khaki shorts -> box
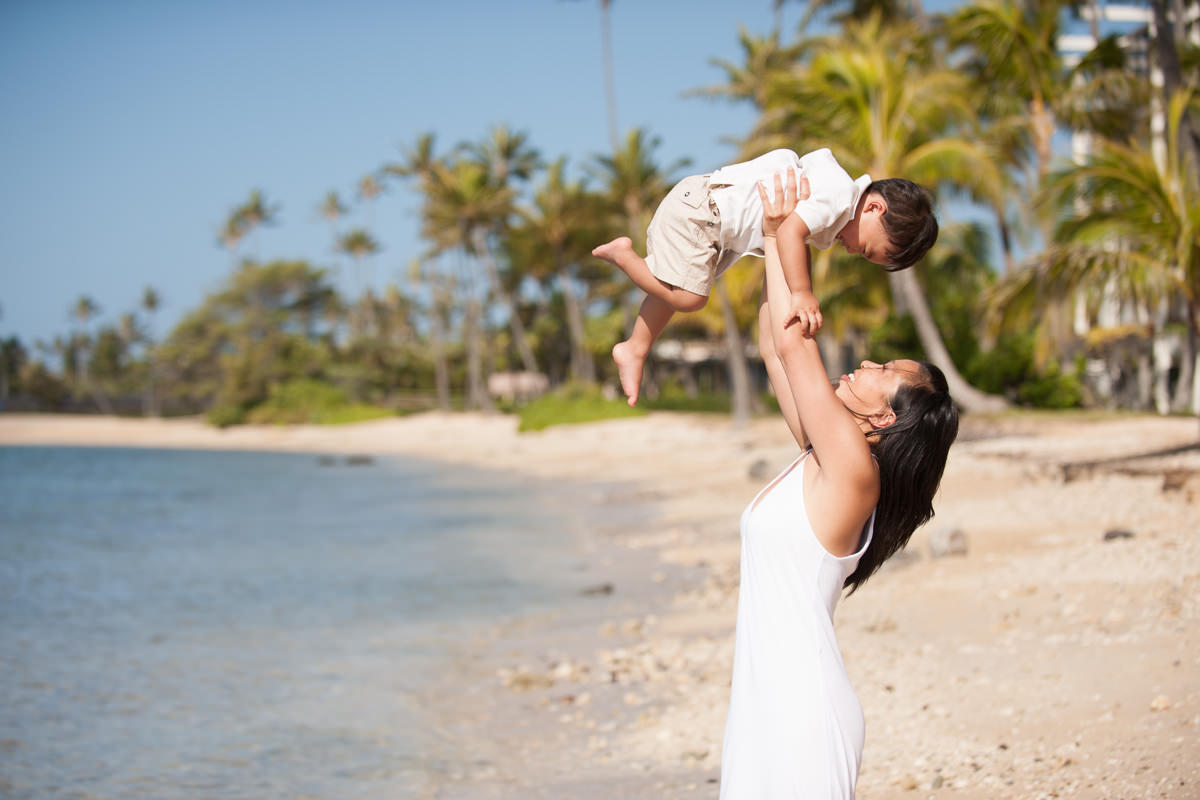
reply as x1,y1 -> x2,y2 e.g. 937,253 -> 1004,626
645,174 -> 730,297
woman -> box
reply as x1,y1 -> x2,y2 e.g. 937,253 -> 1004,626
718,172 -> 958,799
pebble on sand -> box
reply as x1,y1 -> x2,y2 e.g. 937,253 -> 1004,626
929,526 -> 969,558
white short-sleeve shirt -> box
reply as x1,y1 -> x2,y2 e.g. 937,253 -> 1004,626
708,148 -> 871,258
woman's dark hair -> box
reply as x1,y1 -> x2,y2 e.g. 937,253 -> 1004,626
866,178 -> 938,272
844,362 -> 958,593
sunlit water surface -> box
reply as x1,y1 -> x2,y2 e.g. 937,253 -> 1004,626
0,445 -> 593,799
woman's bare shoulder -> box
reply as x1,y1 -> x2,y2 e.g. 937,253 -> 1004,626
805,451 -> 879,557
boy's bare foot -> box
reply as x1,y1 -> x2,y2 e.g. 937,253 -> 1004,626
592,236 -> 635,265
612,340 -> 645,407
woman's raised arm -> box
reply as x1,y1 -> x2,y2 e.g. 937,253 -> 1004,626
757,173 -> 880,553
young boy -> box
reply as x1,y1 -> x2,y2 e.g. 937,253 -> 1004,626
592,147 -> 938,406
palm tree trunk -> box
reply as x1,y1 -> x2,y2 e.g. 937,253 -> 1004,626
888,270 -> 1008,413
430,302 -> 451,411
1186,303 -> 1200,417
1032,99 -> 1055,182
996,214 -> 1015,276
1152,299 -> 1173,414
715,278 -> 753,428
85,367 -> 114,415
1191,351 -> 1200,418
560,264 -> 596,383
472,229 -> 538,374
1136,349 -> 1154,410
599,0 -> 619,153
1152,342 -> 1173,414
143,358 -> 158,417
624,196 -> 644,247
1171,304 -> 1196,412
464,298 -> 491,411
1149,0 -> 1200,172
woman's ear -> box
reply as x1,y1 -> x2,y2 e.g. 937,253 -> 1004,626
868,406 -> 897,430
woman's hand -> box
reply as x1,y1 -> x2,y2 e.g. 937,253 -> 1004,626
757,169 -> 809,236
759,169 -> 818,332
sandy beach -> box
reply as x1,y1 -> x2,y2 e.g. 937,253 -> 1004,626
3,411 -> 1198,799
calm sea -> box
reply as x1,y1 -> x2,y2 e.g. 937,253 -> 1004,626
0,445 -> 597,799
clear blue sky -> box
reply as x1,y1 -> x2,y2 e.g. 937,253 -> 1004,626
1,0 -> 973,348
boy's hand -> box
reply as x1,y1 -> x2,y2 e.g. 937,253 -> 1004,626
786,290 -> 822,335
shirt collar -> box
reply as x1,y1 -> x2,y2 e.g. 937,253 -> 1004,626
849,174 -> 872,213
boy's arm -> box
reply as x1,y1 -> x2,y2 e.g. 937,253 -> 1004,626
774,213 -> 822,335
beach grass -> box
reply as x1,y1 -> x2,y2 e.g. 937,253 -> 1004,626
517,383 -> 645,432
238,379 -> 399,426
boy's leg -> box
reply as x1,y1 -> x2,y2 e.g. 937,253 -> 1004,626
613,294 -> 676,407
592,237 -> 708,313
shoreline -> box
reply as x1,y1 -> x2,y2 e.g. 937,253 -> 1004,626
3,411 -> 1199,798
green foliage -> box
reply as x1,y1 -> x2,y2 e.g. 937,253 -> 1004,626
1015,361 -> 1083,409
966,332 -> 1082,409
244,379 -> 394,425
1,336 -> 28,392
157,259 -> 341,412
17,361 -> 69,409
864,313 -> 923,363
642,381 -> 731,413
206,403 -> 246,428
869,315 -> 1082,409
516,382 -> 644,432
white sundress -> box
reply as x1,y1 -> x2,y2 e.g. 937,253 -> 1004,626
719,450 -> 874,800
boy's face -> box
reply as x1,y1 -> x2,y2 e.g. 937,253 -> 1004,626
836,193 -> 893,266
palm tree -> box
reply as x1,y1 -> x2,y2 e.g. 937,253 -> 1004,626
1148,0 -> 1200,172
716,277 -> 756,427
386,134 -> 488,408
465,126 -> 543,375
217,215 -> 246,263
943,0 -> 1069,273
412,160 -> 499,410
797,0 -> 923,27
568,0 -> 620,152
357,175 -> 385,258
70,295 -> 98,385
407,258 -> 452,410
590,128 -> 688,247
511,157 -> 603,383
427,153 -> 540,375
468,124 -> 543,185
337,228 -> 381,339
995,91 -> 1200,414
319,190 -> 348,230
695,28 -> 806,109
235,189 -> 280,259
318,190 -> 349,291
70,295 -> 113,413
946,0 -> 1066,183
740,14 -> 1008,411
141,286 -> 161,415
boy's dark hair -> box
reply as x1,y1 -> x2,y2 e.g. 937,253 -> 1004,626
866,178 -> 938,271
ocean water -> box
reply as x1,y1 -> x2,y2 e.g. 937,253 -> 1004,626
0,445 -> 594,799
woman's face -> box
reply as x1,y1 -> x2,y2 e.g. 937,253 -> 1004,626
835,359 -> 925,424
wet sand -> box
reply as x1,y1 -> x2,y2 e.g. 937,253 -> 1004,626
3,411 -> 1198,798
